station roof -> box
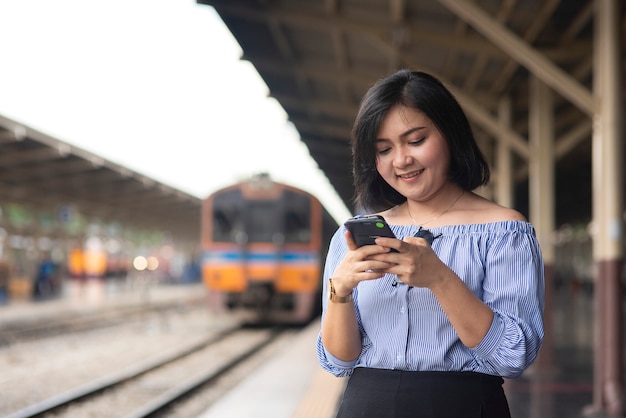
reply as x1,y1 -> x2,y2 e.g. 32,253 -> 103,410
200,0 -> 617,224
0,114 -> 201,240
1,1 -> 618,239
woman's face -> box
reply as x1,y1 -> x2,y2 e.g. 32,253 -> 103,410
375,104 -> 451,201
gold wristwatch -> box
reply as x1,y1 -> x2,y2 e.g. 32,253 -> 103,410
329,278 -> 353,303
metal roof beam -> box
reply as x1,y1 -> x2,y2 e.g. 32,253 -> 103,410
437,0 -> 596,115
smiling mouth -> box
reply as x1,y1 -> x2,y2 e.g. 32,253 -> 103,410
399,169 -> 424,179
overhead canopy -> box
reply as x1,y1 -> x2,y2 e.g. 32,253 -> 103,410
0,114 -> 201,240
200,0 -> 614,224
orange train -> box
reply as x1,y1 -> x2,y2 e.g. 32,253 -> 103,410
201,174 -> 338,324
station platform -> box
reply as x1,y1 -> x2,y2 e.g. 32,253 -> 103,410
197,319 -> 346,418
198,285 -> 604,418
0,278 -> 207,325
0,279 -> 610,418
198,285 -> 605,418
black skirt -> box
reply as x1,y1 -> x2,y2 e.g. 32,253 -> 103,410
335,368 -> 511,418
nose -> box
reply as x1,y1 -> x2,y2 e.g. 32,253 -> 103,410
393,148 -> 413,168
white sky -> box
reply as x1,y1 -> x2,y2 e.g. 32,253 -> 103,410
0,0 -> 352,224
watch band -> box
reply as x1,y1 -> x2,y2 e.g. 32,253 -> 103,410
329,278 -> 353,303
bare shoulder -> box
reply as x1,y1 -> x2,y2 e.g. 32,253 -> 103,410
464,193 -> 527,224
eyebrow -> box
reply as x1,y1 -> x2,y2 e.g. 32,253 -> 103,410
376,125 -> 427,142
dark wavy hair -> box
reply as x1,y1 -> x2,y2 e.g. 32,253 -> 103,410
351,69 -> 490,213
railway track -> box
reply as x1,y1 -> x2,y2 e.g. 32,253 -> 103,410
6,325 -> 293,418
0,294 -> 205,346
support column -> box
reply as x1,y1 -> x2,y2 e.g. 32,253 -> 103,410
528,76 -> 555,372
591,0 -> 624,416
496,97 -> 514,209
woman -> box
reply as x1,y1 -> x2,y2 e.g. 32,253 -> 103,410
317,70 -> 544,418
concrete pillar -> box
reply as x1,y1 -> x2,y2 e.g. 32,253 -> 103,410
591,0 -> 624,416
496,97 -> 514,209
528,76 -> 556,372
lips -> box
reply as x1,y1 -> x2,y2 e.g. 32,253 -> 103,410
398,169 -> 424,179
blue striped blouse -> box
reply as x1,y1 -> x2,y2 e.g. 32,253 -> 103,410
316,221 -> 545,379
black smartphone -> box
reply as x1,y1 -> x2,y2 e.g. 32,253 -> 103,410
344,215 -> 397,249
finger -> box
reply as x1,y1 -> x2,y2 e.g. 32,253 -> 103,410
374,237 -> 402,252
403,236 -> 430,247
361,259 -> 396,271
344,230 -> 360,250
346,231 -> 394,255
360,271 -> 386,281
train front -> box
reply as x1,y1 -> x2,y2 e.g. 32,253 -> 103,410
201,175 -> 324,325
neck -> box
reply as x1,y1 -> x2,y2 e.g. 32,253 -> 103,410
406,188 -> 465,227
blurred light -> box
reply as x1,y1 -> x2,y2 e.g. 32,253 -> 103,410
147,256 -> 159,271
86,236 -> 103,251
133,256 -> 148,271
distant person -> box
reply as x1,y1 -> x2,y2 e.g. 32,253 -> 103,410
0,260 -> 9,304
33,256 -> 57,300
182,259 -> 201,283
317,70 -> 545,417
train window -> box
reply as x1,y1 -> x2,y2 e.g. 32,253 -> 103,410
247,202 -> 279,243
283,191 -> 311,243
209,188 -> 313,245
212,190 -> 245,243
212,207 -> 245,243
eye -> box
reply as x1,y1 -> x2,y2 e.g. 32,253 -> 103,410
376,146 -> 391,155
409,136 -> 426,146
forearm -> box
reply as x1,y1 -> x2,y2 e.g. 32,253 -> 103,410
430,271 -> 494,348
321,300 -> 362,361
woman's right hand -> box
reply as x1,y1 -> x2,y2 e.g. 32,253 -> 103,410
330,230 -> 397,296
